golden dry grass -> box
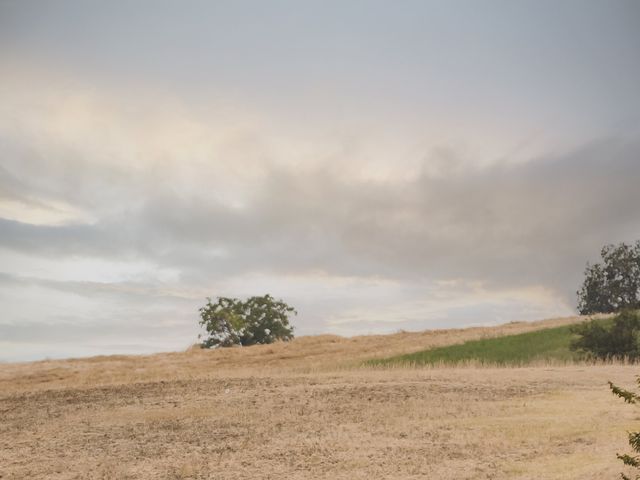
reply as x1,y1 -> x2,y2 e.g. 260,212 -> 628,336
1,314 -> 635,479
0,314 -> 596,393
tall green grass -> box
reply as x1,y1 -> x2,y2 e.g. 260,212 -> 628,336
368,324 -> 582,367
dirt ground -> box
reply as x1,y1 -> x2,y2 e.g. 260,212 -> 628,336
1,316 -> 636,479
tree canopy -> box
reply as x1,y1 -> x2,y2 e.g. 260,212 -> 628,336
577,241 -> 640,315
198,294 -> 295,348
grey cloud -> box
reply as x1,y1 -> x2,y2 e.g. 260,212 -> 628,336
0,164 -> 27,201
0,271 -> 198,303
0,219 -> 111,256
157,138 -> 640,301
3,0 -> 640,361
2,136 -> 639,308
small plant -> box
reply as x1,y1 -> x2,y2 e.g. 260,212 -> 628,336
610,377 -> 640,479
570,310 -> 640,361
198,294 -> 295,348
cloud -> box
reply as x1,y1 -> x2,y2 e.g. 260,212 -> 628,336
1,64 -> 639,359
3,106 -> 638,300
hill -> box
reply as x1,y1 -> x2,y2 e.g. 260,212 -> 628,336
1,314 -> 633,480
1,314 -> 589,394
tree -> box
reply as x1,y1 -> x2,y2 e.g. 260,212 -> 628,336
610,377 -> 640,480
570,310 -> 640,361
198,294 -> 295,348
577,241 -> 640,315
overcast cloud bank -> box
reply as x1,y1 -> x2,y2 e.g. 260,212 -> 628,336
1,1 -> 639,360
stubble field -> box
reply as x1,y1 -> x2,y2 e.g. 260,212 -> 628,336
0,315 -> 636,479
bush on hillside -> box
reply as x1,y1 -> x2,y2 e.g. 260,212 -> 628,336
198,294 -> 295,348
570,310 -> 640,360
577,241 -> 640,315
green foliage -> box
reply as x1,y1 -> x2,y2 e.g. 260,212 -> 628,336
570,310 -> 640,360
610,376 -> 640,479
368,324 -> 581,367
198,294 -> 295,348
577,241 -> 640,315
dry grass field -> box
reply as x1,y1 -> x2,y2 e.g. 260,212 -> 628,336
1,315 -> 637,479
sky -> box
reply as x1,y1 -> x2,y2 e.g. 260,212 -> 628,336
1,0 -> 640,361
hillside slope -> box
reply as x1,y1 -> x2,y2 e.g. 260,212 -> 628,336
0,315 -> 590,393
2,314 -> 635,480
370,323 -> 584,366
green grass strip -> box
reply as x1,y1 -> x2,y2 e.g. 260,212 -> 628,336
368,324 -> 582,367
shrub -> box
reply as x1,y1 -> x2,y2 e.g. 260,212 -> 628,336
570,310 -> 640,360
198,294 -> 295,348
